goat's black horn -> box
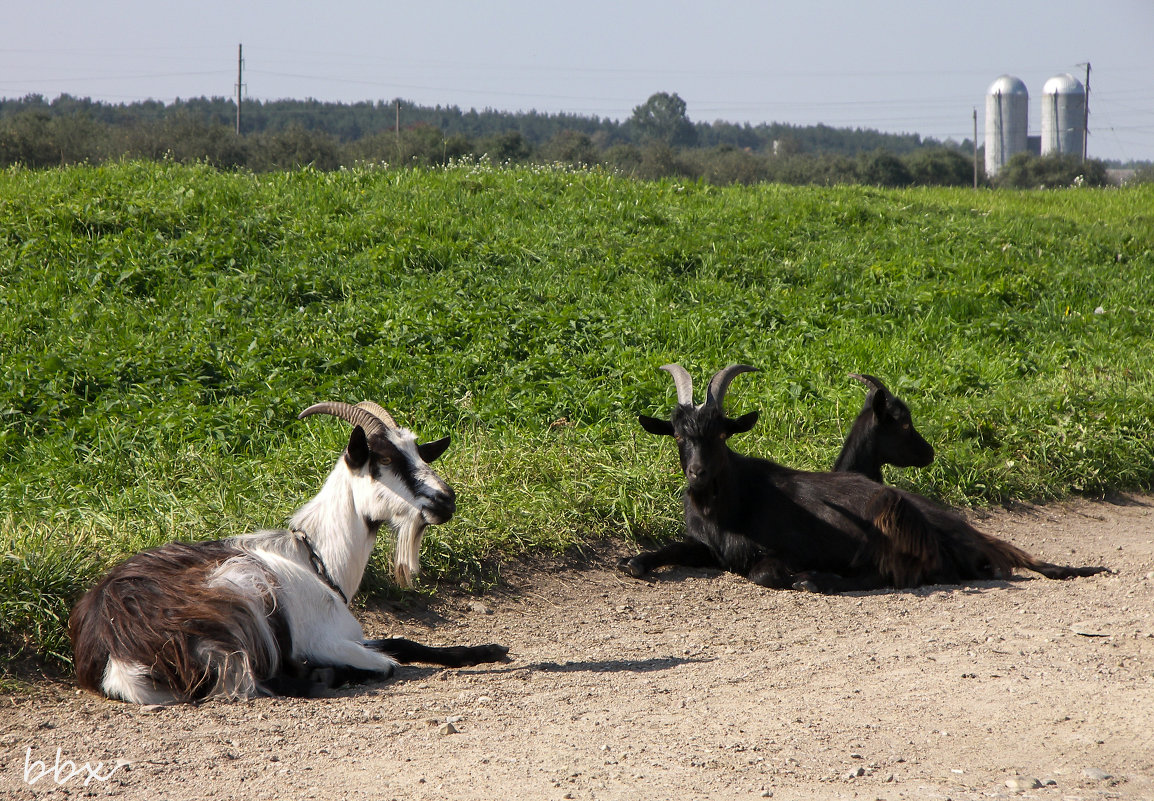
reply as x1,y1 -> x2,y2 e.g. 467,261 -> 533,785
660,363 -> 695,407
354,400 -> 398,429
298,402 -> 390,438
705,364 -> 758,409
849,373 -> 888,394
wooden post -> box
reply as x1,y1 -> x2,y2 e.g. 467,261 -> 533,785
236,44 -> 243,136
1082,62 -> 1091,162
973,107 -> 979,188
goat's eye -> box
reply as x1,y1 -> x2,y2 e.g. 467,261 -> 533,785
902,423 -> 911,431
381,456 -> 393,465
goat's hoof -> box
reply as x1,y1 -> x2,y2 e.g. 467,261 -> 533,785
472,644 -> 511,665
792,579 -> 820,593
617,556 -> 647,579
308,666 -> 337,688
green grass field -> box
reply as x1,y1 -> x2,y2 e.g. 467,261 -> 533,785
3,160 -> 1153,667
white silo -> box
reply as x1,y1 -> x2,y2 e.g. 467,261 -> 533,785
985,75 -> 1029,175
1041,73 -> 1086,158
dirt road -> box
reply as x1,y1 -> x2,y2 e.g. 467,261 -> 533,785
3,495 -> 1152,800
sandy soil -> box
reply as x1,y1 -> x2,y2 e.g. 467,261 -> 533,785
3,494 -> 1152,801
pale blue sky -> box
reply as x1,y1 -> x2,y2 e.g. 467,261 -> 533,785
3,0 -> 1152,162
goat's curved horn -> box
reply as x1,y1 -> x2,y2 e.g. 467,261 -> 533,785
705,364 -> 758,409
660,364 -> 695,406
298,402 -> 389,438
354,400 -> 398,429
849,373 -> 888,394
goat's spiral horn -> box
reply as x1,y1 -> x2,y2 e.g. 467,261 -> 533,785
660,364 -> 696,407
848,373 -> 888,395
705,364 -> 758,410
354,400 -> 398,429
298,402 -> 390,438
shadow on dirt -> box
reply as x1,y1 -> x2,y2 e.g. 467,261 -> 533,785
525,656 -> 709,674
393,655 -> 707,683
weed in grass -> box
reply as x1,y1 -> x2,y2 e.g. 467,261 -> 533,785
0,521 -> 105,666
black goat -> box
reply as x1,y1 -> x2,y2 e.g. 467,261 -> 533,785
833,373 -> 934,481
619,364 -> 1106,593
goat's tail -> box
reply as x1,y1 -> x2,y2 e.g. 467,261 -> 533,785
867,487 -> 1108,583
967,528 -> 1109,580
1003,548 -> 1109,580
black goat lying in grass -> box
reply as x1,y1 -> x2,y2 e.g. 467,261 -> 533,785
619,364 -> 1107,593
833,373 -> 934,481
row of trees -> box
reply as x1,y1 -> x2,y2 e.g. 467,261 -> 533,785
1,92 -> 942,155
0,92 -> 1128,188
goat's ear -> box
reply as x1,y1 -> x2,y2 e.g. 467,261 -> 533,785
418,435 -> 451,464
726,410 -> 760,435
638,414 -> 675,437
870,388 -> 890,419
345,425 -> 371,469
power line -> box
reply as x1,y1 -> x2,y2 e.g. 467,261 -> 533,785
0,71 -> 227,85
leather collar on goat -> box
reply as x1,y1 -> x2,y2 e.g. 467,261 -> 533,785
292,528 -> 349,605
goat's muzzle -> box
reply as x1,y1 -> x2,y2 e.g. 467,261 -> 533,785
895,434 -> 935,469
421,489 -> 456,525
912,440 -> 935,468
683,460 -> 718,494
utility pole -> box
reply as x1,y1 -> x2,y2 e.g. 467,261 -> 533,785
235,44 -> 244,136
1081,61 -> 1091,162
972,107 -> 979,189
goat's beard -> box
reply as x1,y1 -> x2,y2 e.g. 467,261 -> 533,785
393,516 -> 425,588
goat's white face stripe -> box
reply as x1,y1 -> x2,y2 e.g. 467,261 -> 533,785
377,428 -> 450,511
344,426 -> 452,584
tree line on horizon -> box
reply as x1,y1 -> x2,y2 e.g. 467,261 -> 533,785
0,91 -> 1131,188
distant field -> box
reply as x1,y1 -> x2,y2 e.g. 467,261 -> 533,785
2,161 -> 1152,666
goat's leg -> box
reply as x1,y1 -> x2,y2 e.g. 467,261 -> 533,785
364,638 -> 509,667
259,655 -> 391,697
788,570 -> 892,593
746,555 -> 809,589
259,669 -> 341,698
742,556 -> 883,593
294,637 -> 400,683
618,539 -> 720,578
1028,561 -> 1109,580
259,675 -> 326,698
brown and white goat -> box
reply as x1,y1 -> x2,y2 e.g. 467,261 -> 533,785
620,364 -> 1107,593
70,401 -> 507,704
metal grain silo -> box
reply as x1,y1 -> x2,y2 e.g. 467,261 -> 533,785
1041,73 -> 1086,157
985,75 -> 1029,175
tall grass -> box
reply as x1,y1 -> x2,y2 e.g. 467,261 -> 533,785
3,160 -> 1153,666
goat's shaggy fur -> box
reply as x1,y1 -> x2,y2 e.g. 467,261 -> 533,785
70,402 -> 507,704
